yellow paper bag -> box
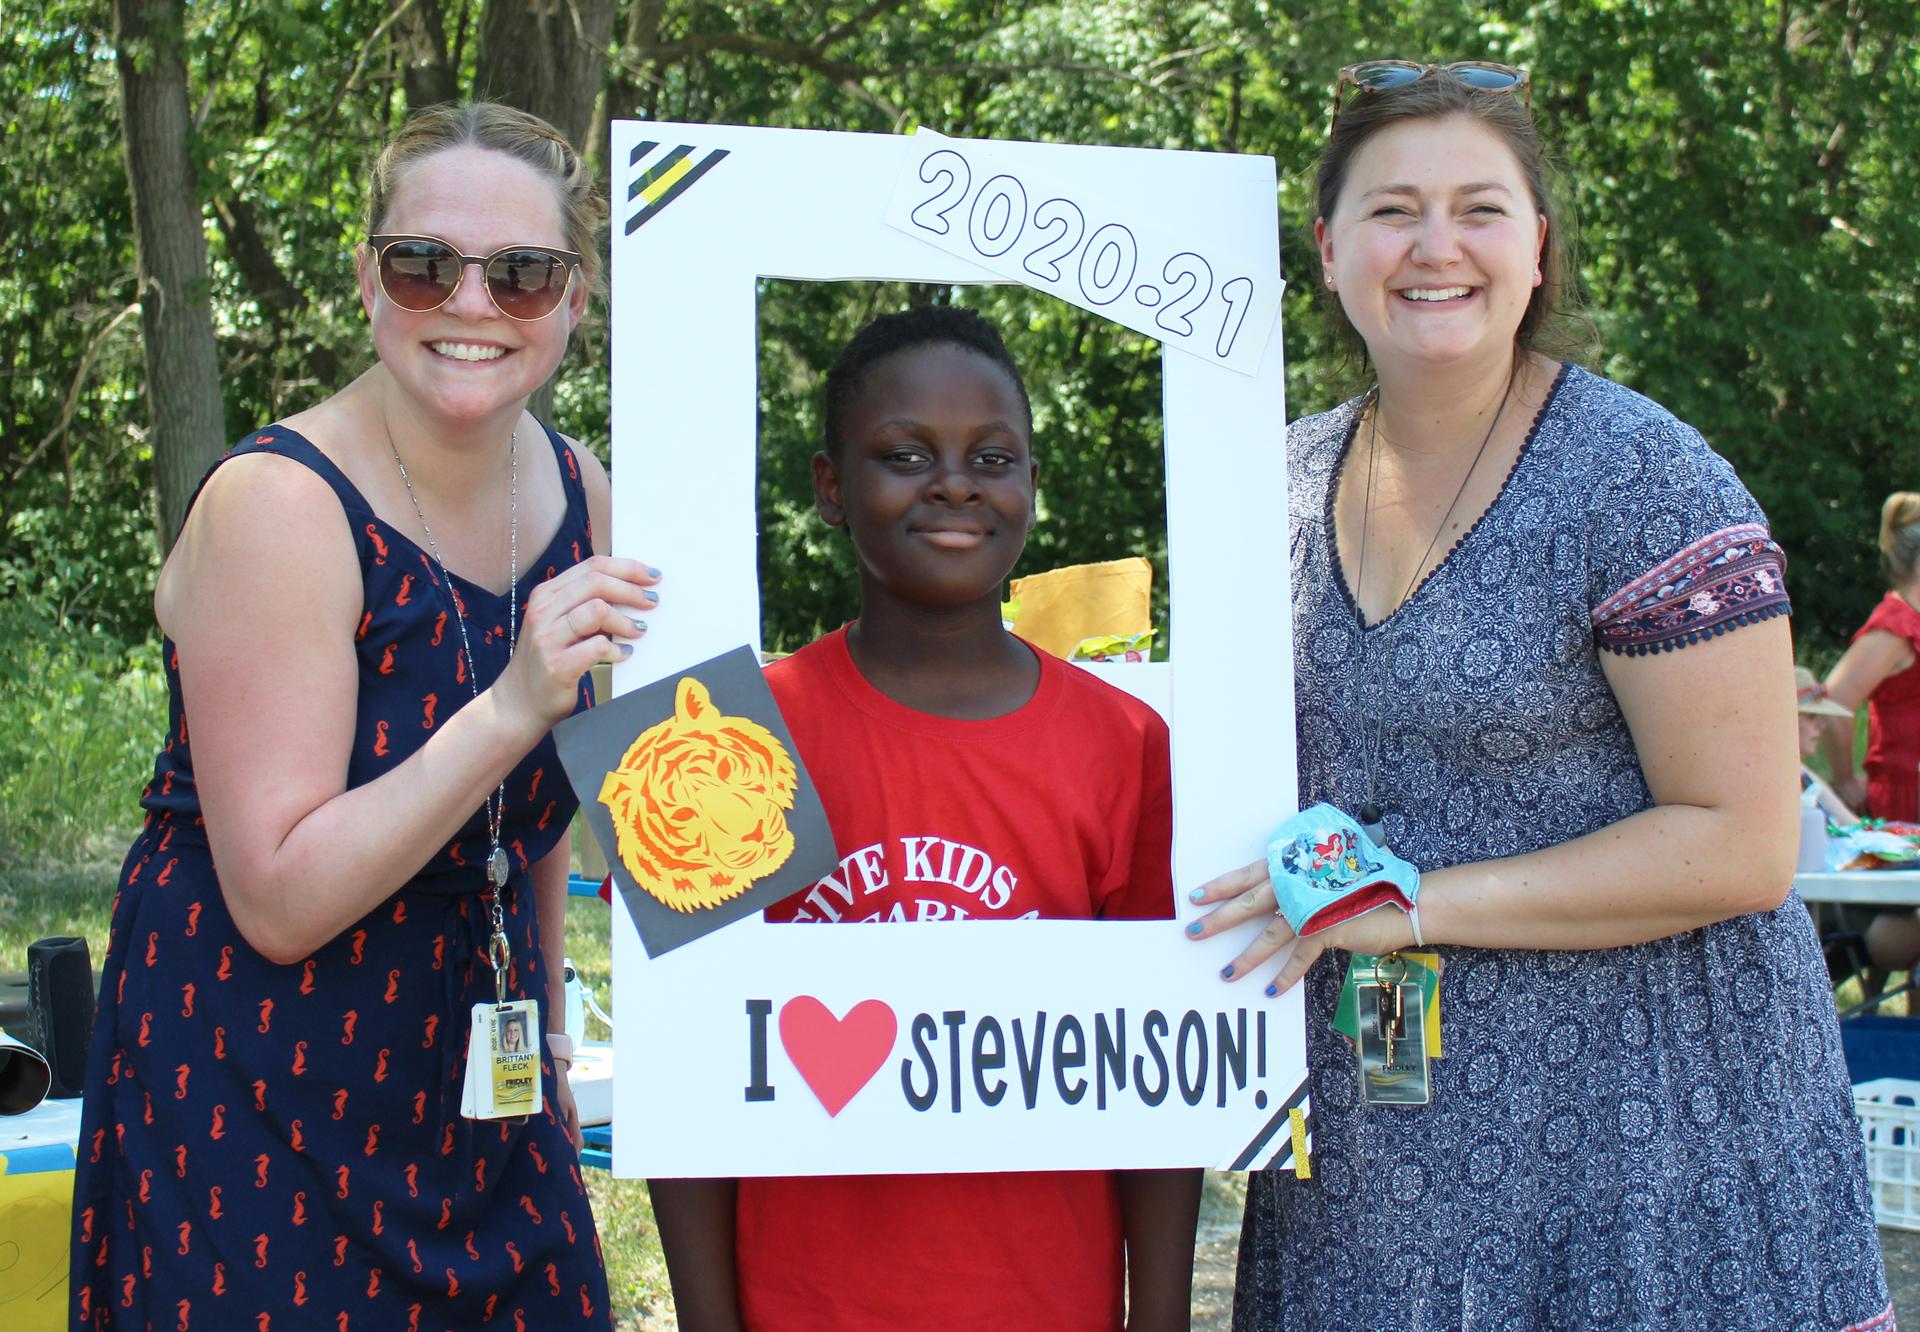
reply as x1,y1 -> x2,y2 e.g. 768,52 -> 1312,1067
0,1166 -> 72,1330
1007,558 -> 1152,659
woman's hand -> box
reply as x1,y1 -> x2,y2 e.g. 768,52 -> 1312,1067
494,555 -> 661,727
1186,859 -> 1415,995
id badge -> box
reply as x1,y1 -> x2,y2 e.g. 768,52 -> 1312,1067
1356,982 -> 1430,1106
462,999 -> 542,1121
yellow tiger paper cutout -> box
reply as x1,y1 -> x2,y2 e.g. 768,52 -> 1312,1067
597,677 -> 798,912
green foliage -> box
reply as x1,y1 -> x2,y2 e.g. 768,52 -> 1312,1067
2,0 -> 1916,827
1518,0 -> 1920,652
0,597 -> 166,862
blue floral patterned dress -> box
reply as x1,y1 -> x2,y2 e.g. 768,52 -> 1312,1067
69,425 -> 610,1330
1234,365 -> 1890,1331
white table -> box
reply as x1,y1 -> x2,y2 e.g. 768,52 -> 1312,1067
1796,870 -> 1920,907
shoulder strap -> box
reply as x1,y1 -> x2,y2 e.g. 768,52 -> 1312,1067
181,426 -> 376,529
537,420 -> 594,535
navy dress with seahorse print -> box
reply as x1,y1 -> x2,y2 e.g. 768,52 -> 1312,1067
1234,366 -> 1889,1332
69,424 -> 610,1331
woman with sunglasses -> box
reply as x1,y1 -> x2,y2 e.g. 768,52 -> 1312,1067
68,103 -> 643,1329
1187,62 -> 1887,1329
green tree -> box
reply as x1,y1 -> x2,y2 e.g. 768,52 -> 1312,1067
2,0 -> 1915,662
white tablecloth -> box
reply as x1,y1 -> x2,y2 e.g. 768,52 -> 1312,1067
1796,870 -> 1920,906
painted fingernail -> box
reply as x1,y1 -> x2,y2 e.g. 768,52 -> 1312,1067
1265,982 -> 1279,997
1220,964 -> 1235,979
1188,887 -> 1206,903
647,566 -> 662,579
617,642 -> 634,658
628,617 -> 648,635
642,589 -> 659,605
1185,921 -> 1203,936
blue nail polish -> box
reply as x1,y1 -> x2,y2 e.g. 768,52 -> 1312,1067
643,589 -> 659,605
617,642 -> 634,658
1220,964 -> 1235,979
1188,887 -> 1206,903
1185,921 -> 1203,936
647,566 -> 662,578
1265,982 -> 1279,997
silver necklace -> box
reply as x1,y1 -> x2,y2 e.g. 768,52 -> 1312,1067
1351,371 -> 1514,842
386,423 -> 519,980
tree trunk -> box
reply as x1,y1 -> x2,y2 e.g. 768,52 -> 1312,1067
472,0 -> 617,421
472,0 -> 617,153
114,0 -> 226,551
399,0 -> 459,112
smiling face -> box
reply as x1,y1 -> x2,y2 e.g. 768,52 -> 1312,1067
813,341 -> 1037,617
1316,113 -> 1546,380
357,145 -> 587,430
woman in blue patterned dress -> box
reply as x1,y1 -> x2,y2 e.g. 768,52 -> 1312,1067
69,103 -> 658,1329
1188,64 -> 1890,1329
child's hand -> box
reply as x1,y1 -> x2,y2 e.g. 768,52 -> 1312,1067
1185,859 -> 1415,995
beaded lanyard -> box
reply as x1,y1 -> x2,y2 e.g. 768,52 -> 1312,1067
388,425 -> 519,1001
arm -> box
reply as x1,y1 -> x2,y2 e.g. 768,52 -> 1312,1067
1195,617 -> 1800,988
533,837 -> 581,1148
538,435 -> 615,1148
1823,629 -> 1912,805
649,1178 -> 745,1332
1801,766 -> 1858,824
166,452 -> 659,964
1818,713 -> 1865,811
1117,1169 -> 1201,1332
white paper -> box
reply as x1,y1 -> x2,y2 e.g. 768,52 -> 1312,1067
608,121 -> 1299,1176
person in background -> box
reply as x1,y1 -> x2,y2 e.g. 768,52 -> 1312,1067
1796,666 -> 1857,823
68,102 -> 654,1329
1821,492 -> 1920,973
1184,59 -> 1888,1330
1823,490 -> 1920,823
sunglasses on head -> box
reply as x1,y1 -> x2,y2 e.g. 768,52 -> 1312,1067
1331,60 -> 1531,130
367,234 -> 582,322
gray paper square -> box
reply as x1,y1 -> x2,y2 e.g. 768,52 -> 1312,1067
554,645 -> 838,957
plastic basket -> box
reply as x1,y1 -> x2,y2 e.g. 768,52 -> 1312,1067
1855,1077 -> 1920,1230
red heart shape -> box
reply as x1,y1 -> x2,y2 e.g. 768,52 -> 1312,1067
778,996 -> 898,1118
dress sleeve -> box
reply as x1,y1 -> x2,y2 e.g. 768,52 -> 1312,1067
1585,403 -> 1791,656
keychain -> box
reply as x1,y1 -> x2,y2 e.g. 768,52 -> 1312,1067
1355,953 -> 1430,1105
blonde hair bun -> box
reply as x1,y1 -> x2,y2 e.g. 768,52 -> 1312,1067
1880,490 -> 1920,586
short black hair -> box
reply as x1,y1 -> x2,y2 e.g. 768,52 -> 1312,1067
821,305 -> 1032,459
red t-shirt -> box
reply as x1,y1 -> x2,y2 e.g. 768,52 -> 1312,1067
737,626 -> 1174,1332
1858,590 -> 1920,820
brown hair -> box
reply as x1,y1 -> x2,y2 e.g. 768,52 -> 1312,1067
1881,491 -> 1920,586
366,102 -> 607,295
1313,68 -> 1590,366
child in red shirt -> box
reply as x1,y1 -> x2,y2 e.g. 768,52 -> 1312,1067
649,306 -> 1199,1330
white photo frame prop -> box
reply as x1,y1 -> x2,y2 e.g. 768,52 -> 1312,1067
609,122 -> 1302,1176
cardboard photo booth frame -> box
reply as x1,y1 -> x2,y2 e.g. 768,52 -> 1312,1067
606,121 -> 1304,1176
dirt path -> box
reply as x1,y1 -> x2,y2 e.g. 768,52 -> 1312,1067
1191,1226 -> 1240,1330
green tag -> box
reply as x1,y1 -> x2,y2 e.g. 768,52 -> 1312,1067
1335,951 -> 1442,1057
